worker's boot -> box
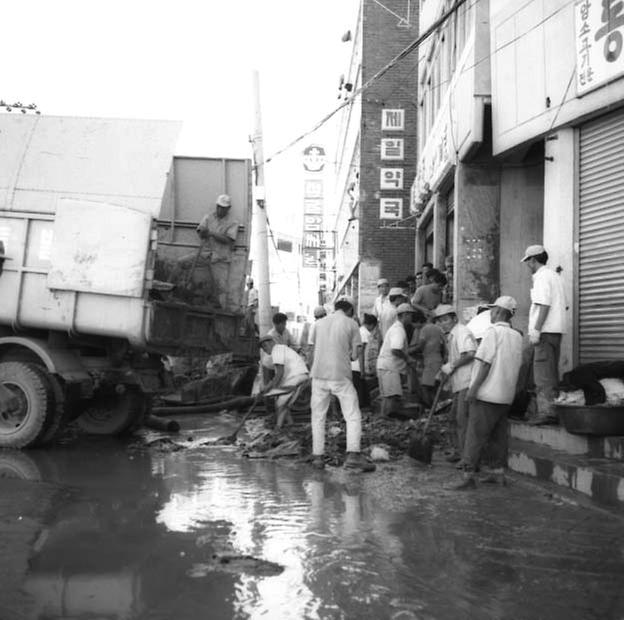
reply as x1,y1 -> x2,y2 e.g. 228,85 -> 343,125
344,452 -> 376,473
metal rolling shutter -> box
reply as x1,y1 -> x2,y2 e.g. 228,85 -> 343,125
578,109 -> 624,363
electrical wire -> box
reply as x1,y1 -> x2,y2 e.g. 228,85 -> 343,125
259,0 -> 471,168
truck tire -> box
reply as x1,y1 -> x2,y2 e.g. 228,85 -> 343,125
0,450 -> 42,480
0,361 -> 51,449
76,389 -> 147,436
27,366 -> 68,447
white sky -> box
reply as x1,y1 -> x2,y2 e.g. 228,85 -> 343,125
3,0 -> 357,181
3,0 -> 359,313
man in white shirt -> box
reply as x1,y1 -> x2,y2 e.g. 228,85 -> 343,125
376,303 -> 416,417
521,245 -> 567,425
259,336 -> 309,429
310,296 -> 375,473
372,278 -> 390,317
379,287 -> 408,339
455,296 -> 523,490
434,304 -> 476,464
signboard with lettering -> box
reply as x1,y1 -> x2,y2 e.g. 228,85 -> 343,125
380,168 -> 404,190
575,0 -> 624,96
381,109 -> 405,130
379,198 -> 403,220
381,138 -> 404,160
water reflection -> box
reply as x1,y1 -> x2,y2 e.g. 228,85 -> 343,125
0,415 -> 623,620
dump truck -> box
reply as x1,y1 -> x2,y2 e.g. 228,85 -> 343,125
0,114 -> 256,448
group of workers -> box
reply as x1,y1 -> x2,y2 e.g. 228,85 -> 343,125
256,243 -> 567,488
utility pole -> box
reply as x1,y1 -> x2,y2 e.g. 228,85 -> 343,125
251,70 -> 272,336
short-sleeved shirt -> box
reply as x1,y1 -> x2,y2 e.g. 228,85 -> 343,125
268,326 -> 296,348
351,325 -> 370,372
529,265 -> 567,334
376,320 -> 408,373
311,310 -> 361,381
470,321 -> 523,404
412,284 -> 442,311
373,294 -> 389,318
413,323 -> 445,386
197,211 -> 239,262
271,344 -> 309,386
447,323 -> 477,393
379,304 -> 398,338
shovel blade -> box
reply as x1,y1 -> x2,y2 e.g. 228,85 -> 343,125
408,435 -> 433,464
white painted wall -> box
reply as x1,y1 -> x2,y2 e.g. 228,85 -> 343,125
543,128 -> 575,372
490,0 -> 624,155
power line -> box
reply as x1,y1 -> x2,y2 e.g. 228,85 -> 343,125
260,0 -> 471,168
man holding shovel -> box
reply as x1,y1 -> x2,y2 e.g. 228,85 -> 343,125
454,296 -> 523,490
259,335 -> 309,430
434,304 -> 476,465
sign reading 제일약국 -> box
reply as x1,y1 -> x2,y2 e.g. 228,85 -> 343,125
575,0 -> 624,96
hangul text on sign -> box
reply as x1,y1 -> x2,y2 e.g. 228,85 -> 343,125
304,179 -> 323,198
381,109 -> 405,131
304,214 -> 323,231
595,0 -> 624,62
381,138 -> 404,160
379,198 -> 403,220
380,168 -> 404,190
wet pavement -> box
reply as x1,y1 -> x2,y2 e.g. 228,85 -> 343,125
1,413 -> 624,620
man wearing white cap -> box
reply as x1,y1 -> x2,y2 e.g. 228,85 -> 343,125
309,296 -> 375,473
376,303 -> 418,417
455,296 -> 523,489
372,278 -> 390,317
379,287 -> 408,339
521,244 -> 567,425
434,304 -> 476,463
194,193 -> 240,309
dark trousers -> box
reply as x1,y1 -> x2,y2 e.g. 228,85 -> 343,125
450,388 -> 469,454
462,400 -> 509,471
352,371 -> 370,409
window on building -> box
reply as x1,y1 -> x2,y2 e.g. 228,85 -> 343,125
424,217 -> 434,265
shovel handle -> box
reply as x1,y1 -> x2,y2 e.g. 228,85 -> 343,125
422,378 -> 446,436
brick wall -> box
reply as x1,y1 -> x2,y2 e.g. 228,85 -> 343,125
359,0 -> 419,285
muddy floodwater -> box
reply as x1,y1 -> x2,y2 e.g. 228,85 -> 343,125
1,413 -> 624,620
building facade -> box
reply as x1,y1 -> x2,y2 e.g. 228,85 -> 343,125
490,0 -> 624,368
331,0 -> 419,313
412,0 -> 543,330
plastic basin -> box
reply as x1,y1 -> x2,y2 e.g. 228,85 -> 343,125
553,404 -> 624,436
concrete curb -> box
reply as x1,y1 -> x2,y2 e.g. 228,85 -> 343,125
508,438 -> 624,509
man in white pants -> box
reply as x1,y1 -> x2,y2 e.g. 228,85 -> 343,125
309,296 -> 375,473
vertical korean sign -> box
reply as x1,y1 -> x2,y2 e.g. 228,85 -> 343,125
379,109 -> 405,222
575,0 -> 624,95
302,145 -> 325,269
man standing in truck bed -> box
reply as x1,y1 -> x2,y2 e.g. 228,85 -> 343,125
195,194 -> 240,309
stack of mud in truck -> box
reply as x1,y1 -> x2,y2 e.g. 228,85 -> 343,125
0,114 -> 256,448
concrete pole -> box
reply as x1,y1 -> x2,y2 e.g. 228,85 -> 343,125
251,70 -> 272,336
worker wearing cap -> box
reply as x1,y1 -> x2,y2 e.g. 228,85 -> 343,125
521,244 -> 567,425
309,296 -> 375,473
259,335 -> 310,429
376,303 -> 419,417
304,306 -> 328,367
455,296 -> 523,490
434,304 -> 476,464
372,278 -> 390,317
194,193 -> 240,309
379,287 -> 408,339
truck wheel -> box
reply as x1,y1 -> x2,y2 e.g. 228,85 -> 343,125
76,389 -> 147,436
28,366 -> 68,447
0,362 -> 51,449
